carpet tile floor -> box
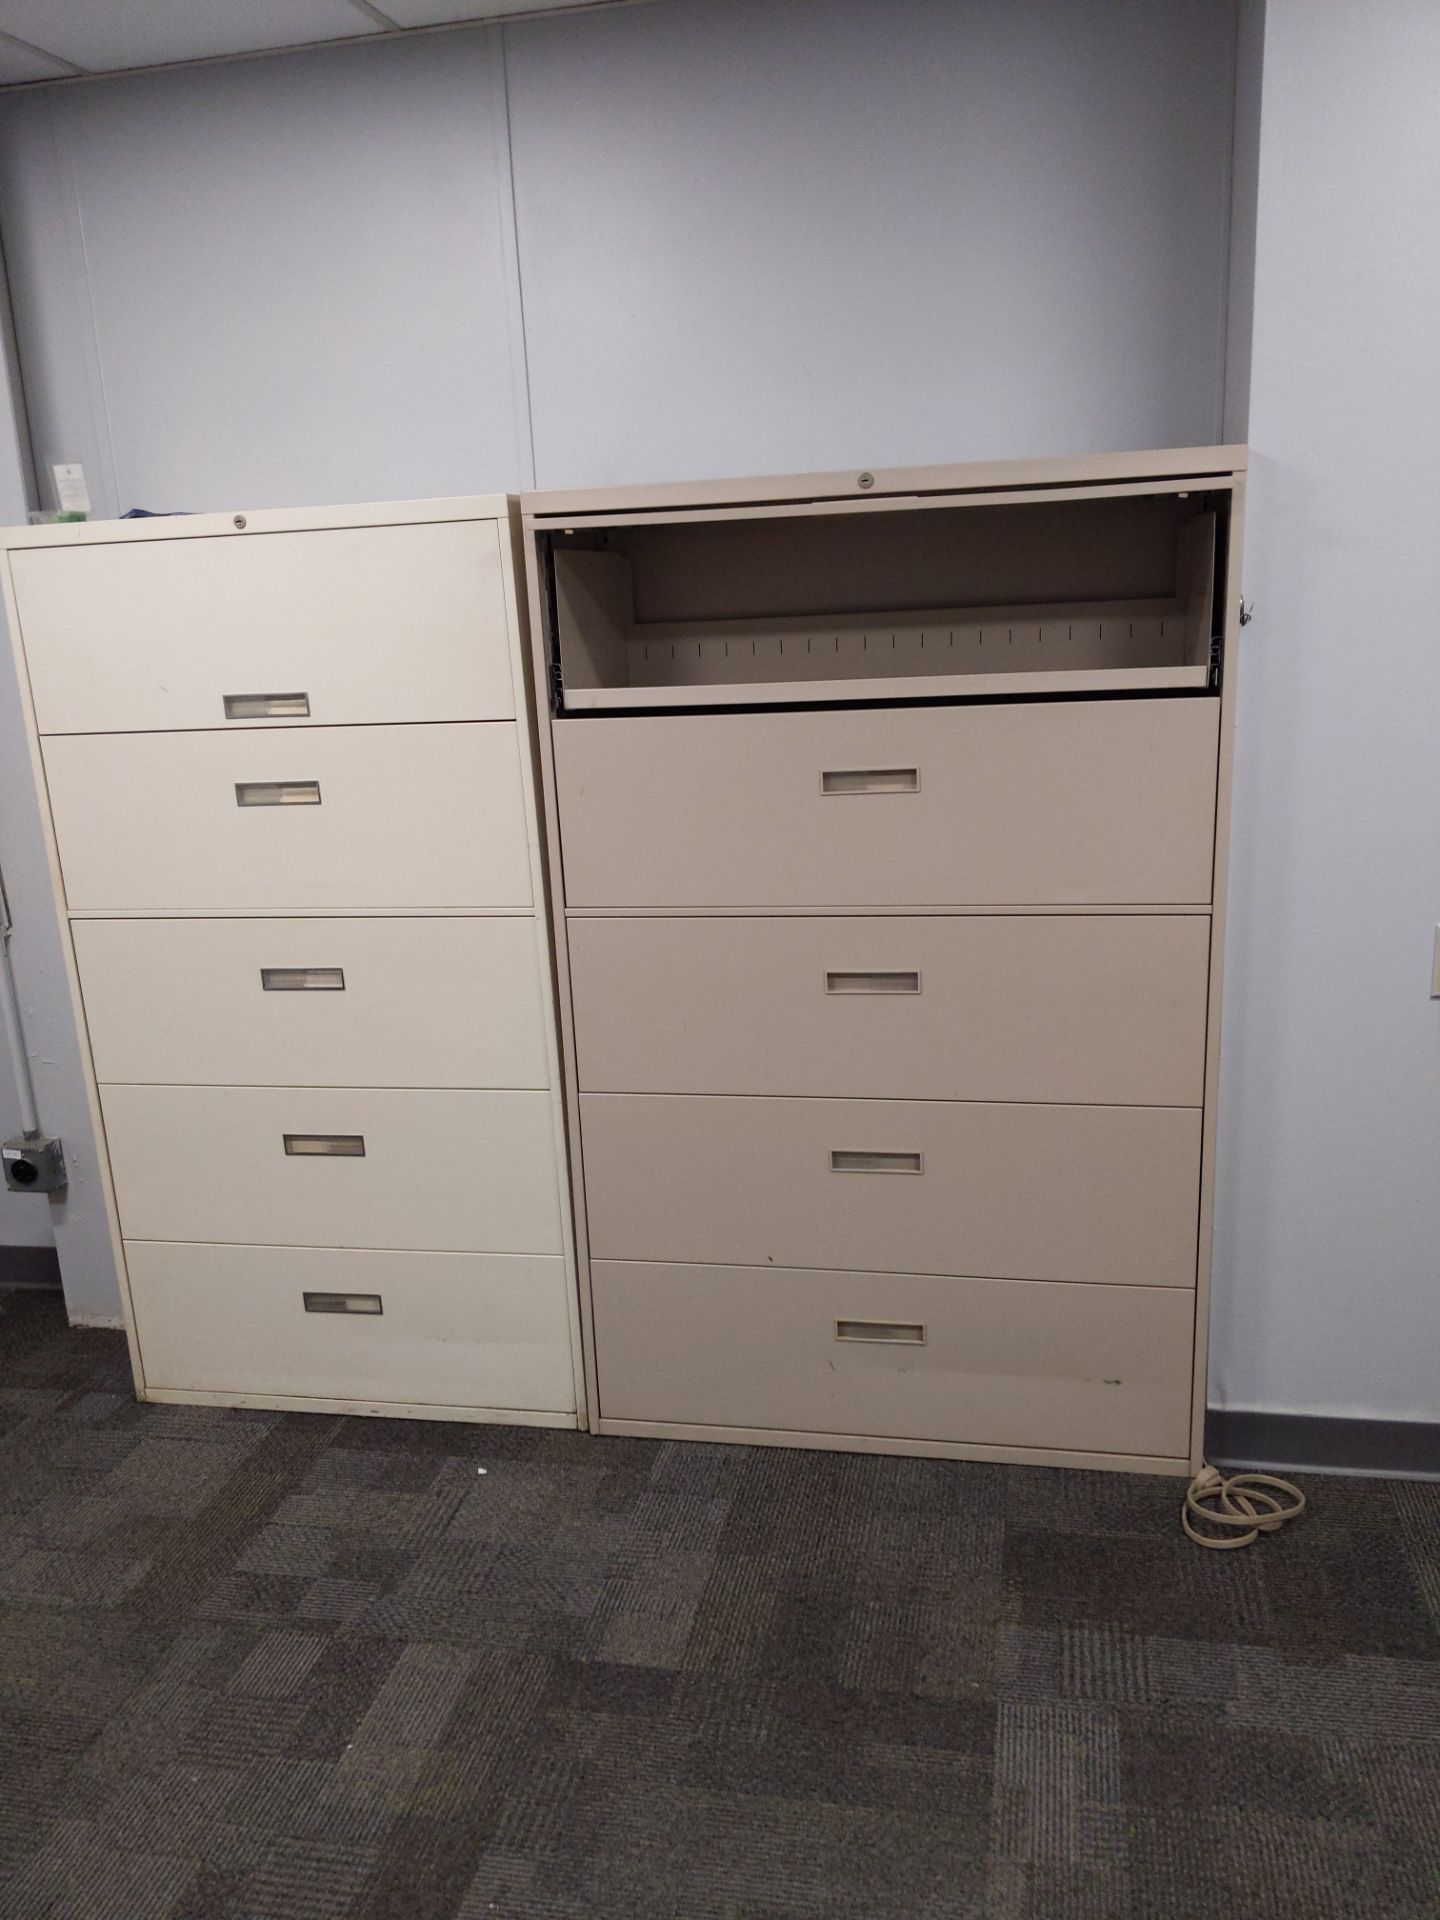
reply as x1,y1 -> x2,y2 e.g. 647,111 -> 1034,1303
1,1287 -> 1436,1919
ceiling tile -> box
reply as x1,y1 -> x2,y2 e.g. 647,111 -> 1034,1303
0,1 -> 381,74
0,36 -> 80,83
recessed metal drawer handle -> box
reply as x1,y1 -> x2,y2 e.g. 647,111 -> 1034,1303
821,767 -> 919,795
304,1291 -> 382,1315
284,1133 -> 365,1157
261,967 -> 345,992
826,970 -> 921,995
830,1149 -> 924,1174
224,692 -> 310,720
236,780 -> 321,807
836,1319 -> 926,1345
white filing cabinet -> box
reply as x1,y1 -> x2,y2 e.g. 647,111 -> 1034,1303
523,447 -> 1247,1476
3,498 -> 584,1425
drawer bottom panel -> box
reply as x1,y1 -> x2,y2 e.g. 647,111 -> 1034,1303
127,1242 -> 577,1414
591,1262 -> 1194,1458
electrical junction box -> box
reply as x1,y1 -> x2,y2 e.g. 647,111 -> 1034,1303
3,1133 -> 66,1193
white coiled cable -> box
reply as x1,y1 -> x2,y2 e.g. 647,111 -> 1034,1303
1182,1464 -> 1306,1549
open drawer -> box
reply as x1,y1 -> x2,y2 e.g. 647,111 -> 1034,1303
538,480 -> 1230,712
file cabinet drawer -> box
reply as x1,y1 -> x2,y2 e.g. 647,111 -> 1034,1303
129,1243 -> 576,1413
15,519 -> 515,733
73,916 -> 550,1090
581,1093 -> 1200,1286
591,1261 -> 1193,1459
553,699 -> 1219,908
102,1085 -> 564,1254
44,723 -> 532,912
569,913 -> 1210,1106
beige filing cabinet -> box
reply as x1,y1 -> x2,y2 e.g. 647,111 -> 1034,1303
2,498 -> 585,1425
523,447 -> 1247,1476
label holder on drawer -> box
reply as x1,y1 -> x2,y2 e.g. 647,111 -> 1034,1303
261,967 -> 346,992
283,1133 -> 365,1157
820,767 -> 920,795
235,780 -> 322,807
224,692 -> 311,720
836,1318 -> 927,1344
303,1291 -> 383,1315
830,1148 -> 924,1174
825,970 -> 921,995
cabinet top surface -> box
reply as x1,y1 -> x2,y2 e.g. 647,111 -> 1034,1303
524,446 -> 1247,521
0,493 -> 514,552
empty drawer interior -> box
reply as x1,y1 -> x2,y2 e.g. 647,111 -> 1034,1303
540,486 -> 1229,711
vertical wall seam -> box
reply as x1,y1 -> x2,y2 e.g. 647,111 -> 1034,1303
497,24 -> 538,491
53,90 -> 121,513
0,219 -> 39,513
1215,2 -> 1243,444
6,95 -> 63,507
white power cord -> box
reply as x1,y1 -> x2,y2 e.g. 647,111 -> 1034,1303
1182,1464 -> 1306,1549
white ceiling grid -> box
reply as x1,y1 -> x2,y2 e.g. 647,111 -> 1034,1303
0,0 -> 634,85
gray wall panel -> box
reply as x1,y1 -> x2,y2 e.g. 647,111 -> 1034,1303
509,0 -> 1237,487
1210,0 -> 1440,1424
0,31 -> 528,518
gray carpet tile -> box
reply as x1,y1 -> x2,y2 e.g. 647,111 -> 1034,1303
0,1287 -> 1436,1920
